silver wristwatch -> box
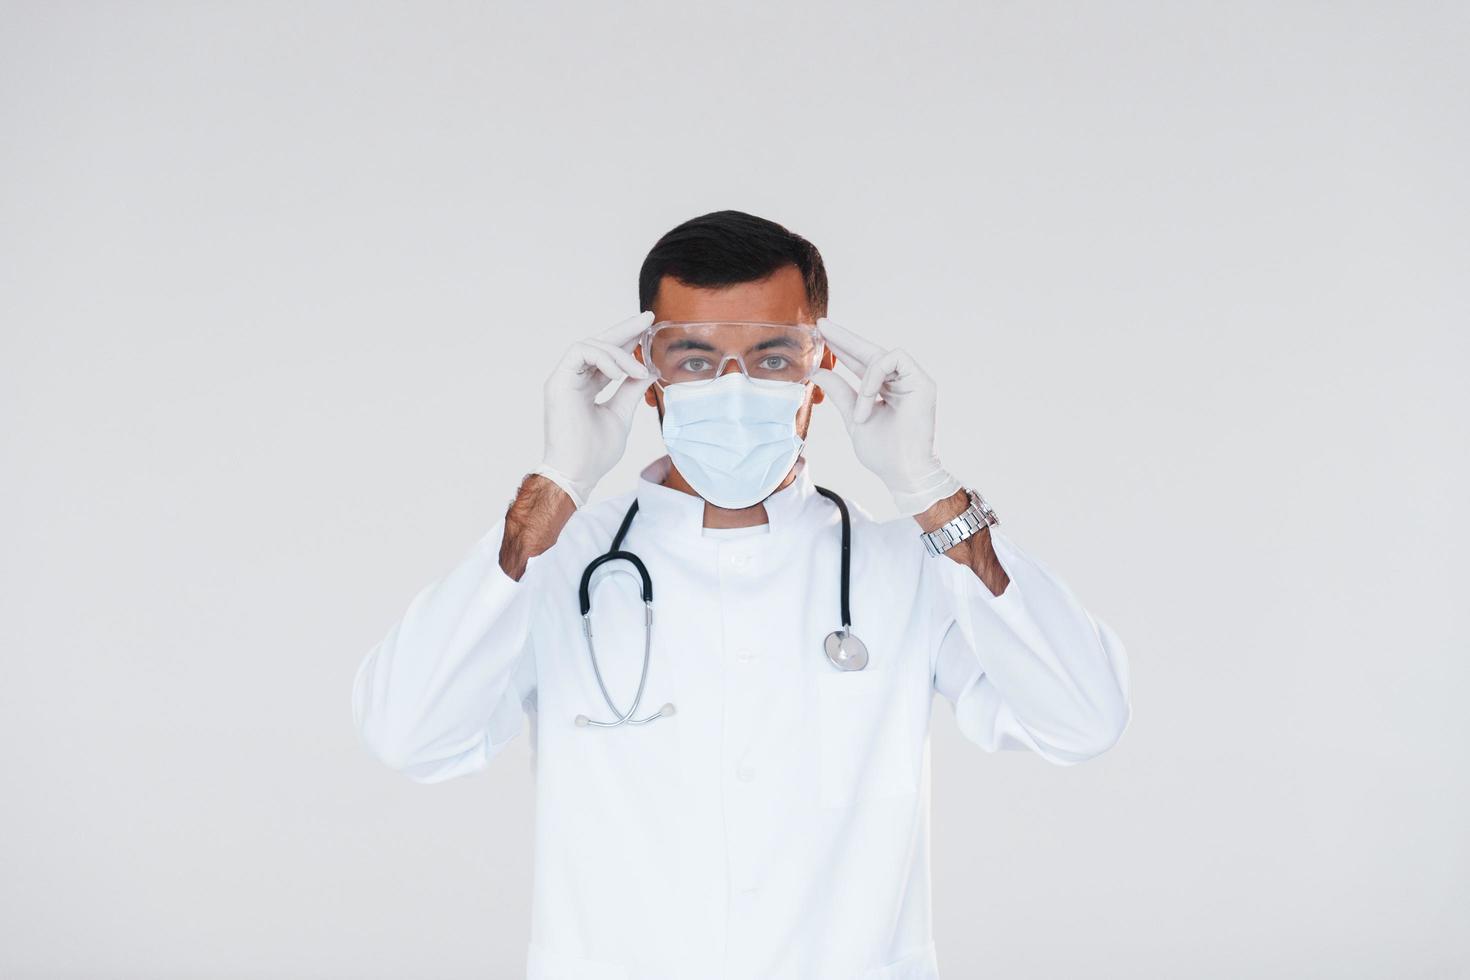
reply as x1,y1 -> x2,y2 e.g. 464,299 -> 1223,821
920,488 -> 999,557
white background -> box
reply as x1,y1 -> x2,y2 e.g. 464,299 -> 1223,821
3,2 -> 1466,977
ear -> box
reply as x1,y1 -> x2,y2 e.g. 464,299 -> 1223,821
636,348 -> 659,407
810,346 -> 836,405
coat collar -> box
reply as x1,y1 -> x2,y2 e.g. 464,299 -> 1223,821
633,454 -> 821,538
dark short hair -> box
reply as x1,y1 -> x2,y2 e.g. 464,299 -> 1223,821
638,210 -> 828,317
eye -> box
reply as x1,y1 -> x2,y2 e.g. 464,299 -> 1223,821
679,357 -> 712,373
759,355 -> 790,371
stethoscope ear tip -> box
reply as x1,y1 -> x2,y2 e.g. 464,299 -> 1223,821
659,703 -> 676,717
575,715 -> 590,727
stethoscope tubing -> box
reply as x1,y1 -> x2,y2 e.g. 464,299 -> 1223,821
575,486 -> 859,728
813,486 -> 853,630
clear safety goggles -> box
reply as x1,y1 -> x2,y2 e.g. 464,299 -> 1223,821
640,320 -> 826,388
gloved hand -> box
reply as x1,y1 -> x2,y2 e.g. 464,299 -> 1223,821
810,317 -> 962,516
533,311 -> 656,508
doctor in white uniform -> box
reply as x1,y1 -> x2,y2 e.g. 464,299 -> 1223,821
352,210 -> 1131,980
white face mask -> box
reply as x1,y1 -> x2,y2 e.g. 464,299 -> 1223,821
660,373 -> 808,509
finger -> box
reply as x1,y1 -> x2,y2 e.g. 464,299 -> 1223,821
880,349 -> 935,411
810,367 -> 857,427
883,349 -> 934,395
606,373 -> 657,424
816,317 -> 884,376
596,310 -> 656,351
853,348 -> 929,423
557,339 -> 636,381
556,342 -> 626,392
854,349 -> 905,424
583,337 -> 650,378
859,348 -> 929,398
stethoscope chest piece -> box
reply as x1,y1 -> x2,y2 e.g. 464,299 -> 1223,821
823,628 -> 869,671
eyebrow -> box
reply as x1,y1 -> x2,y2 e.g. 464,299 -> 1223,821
663,336 -> 802,353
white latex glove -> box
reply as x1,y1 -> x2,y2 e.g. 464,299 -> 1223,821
532,311 -> 656,508
810,317 -> 962,516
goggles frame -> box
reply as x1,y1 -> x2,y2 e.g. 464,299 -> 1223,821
640,320 -> 827,388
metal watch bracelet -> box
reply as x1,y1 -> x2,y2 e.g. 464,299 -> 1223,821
920,488 -> 999,557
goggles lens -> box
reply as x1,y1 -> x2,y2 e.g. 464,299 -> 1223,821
643,321 -> 824,386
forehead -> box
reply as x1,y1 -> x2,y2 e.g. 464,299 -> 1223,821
651,264 -> 811,323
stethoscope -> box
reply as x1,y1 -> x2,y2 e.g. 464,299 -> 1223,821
574,486 -> 868,728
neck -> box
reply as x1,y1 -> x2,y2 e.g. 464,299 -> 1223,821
661,464 -> 799,529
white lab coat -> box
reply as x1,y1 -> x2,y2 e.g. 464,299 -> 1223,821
353,455 -> 1131,980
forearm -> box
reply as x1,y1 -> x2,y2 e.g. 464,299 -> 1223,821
915,489 -> 1010,597
354,507 -> 542,779
929,521 -> 1130,763
500,473 -> 577,580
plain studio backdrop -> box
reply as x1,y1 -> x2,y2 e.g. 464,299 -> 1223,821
2,2 -> 1466,978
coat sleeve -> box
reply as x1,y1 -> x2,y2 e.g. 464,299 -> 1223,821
351,516 -> 546,783
928,526 -> 1131,765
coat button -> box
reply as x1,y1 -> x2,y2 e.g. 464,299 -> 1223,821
735,649 -> 756,663
736,764 -> 756,782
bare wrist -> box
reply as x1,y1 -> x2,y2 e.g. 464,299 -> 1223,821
914,488 -> 970,533
500,473 -> 576,580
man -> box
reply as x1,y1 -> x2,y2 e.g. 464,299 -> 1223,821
352,210 -> 1131,979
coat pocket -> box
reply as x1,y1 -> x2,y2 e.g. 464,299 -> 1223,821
816,667 -> 918,809
525,940 -> 630,980
862,940 -> 939,979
